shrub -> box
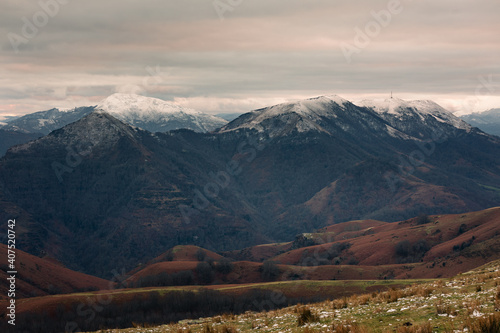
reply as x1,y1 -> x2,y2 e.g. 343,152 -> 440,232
196,262 -> 215,284
457,223 -> 468,235
327,242 -> 352,260
435,300 -> 453,315
196,248 -> 207,261
261,260 -> 280,281
396,240 -> 411,257
466,312 -> 500,333
453,237 -> 476,252
395,239 -> 430,263
416,214 -> 431,225
133,270 -> 194,287
215,258 -> 234,275
297,306 -> 319,326
332,297 -> 349,309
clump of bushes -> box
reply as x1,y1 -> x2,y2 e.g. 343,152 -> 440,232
132,270 -> 194,288
296,306 -> 319,326
395,239 -> 430,264
453,236 -> 476,252
299,242 -> 352,266
196,261 -> 215,284
215,258 -> 234,275
465,312 -> 500,333
261,260 -> 280,281
416,214 -> 431,225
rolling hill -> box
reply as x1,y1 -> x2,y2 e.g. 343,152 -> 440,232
0,244 -> 109,300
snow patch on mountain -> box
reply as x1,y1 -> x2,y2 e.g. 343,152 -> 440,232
219,95 -> 349,134
97,93 -> 194,118
97,93 -> 227,132
0,107 -> 95,135
355,98 -> 471,131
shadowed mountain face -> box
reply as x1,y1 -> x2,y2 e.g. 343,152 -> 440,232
1,96 -> 500,277
0,130 -> 42,157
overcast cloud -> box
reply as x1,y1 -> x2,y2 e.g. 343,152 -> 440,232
1,0 -> 499,119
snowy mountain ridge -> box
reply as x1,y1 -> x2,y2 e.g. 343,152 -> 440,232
1,94 -> 228,135
355,97 -> 471,131
219,94 -> 473,139
97,93 -> 198,118
96,93 -> 227,133
218,95 -> 351,135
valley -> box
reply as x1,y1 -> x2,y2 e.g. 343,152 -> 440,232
0,94 -> 499,332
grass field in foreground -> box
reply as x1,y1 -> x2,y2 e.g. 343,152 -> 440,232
89,260 -> 500,333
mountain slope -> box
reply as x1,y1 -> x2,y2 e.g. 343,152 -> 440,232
218,95 -> 410,140
218,96 -> 500,236
0,111 -> 267,277
0,244 -> 109,300
461,108 -> 500,136
0,106 -> 95,135
0,129 -> 42,157
355,97 -> 471,139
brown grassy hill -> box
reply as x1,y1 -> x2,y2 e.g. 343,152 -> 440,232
0,278 -> 424,332
87,258 -> 500,333
270,207 -> 500,278
125,208 -> 500,286
128,245 -> 224,276
223,242 -> 294,262
156,245 -> 224,262
0,244 -> 110,300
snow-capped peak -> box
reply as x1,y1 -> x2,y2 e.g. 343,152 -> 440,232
218,94 -> 352,136
96,93 -> 227,133
355,97 -> 448,115
97,93 -> 197,118
355,98 -> 471,130
245,95 -> 349,122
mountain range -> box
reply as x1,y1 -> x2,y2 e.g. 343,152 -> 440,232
0,94 -> 228,156
461,108 -> 500,137
1,94 -> 500,277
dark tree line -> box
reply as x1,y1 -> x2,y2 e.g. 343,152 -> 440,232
2,288 -> 327,333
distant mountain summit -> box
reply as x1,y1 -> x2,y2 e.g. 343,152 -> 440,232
219,95 -> 472,140
355,98 -> 472,139
9,111 -> 141,156
96,93 -> 227,133
461,108 -> 500,137
0,94 -> 228,136
1,107 -> 95,135
218,95 -> 407,139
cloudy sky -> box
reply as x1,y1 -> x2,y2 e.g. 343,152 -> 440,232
1,0 -> 499,119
